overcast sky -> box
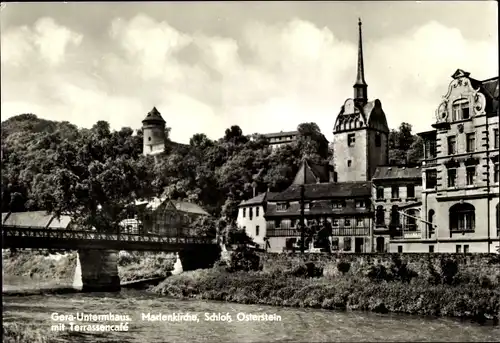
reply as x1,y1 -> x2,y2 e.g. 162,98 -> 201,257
1,2 -> 498,143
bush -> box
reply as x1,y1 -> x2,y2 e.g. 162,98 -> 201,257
365,264 -> 389,282
440,257 -> 459,285
337,261 -> 351,275
226,246 -> 261,273
390,255 -> 418,283
286,262 -> 323,278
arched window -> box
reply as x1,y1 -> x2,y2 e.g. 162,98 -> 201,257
449,203 -> 475,232
428,209 -> 435,237
375,206 -> 385,226
452,99 -> 470,121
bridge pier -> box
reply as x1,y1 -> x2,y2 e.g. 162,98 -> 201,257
178,245 -> 221,271
74,250 -> 121,292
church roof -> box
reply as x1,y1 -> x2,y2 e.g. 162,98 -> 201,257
334,99 -> 389,133
142,107 -> 166,124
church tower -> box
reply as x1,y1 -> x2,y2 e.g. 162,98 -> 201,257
142,107 -> 166,156
332,19 -> 389,182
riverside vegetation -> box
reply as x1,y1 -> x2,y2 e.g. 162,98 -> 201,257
153,248 -> 500,324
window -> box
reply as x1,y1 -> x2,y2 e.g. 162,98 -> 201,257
332,219 -> 339,226
406,209 -> 417,230
344,237 -> 352,251
304,202 -> 310,211
290,219 -> 296,228
466,133 -> 475,153
429,245 -> 434,253
495,164 -> 499,183
243,208 -> 246,218
356,218 -> 363,226
344,219 -> 351,227
376,206 -> 385,226
375,133 -> 381,147
397,245 -> 403,253
447,168 -> 457,187
447,136 -> 456,155
256,225 -> 260,236
452,99 -> 470,121
426,170 -> 437,189
348,134 -> 355,147
407,185 -> 415,198
425,139 -> 437,159
256,207 -> 259,217
391,186 -> 399,199
464,245 -> 469,254
249,208 -> 253,220
496,203 -> 499,232
347,160 -> 352,167
376,187 -> 384,200
390,205 -> 400,227
333,172 -> 338,182
332,200 -> 345,209
274,219 -> 281,228
466,166 -> 476,185
277,203 -> 288,211
449,203 -> 475,232
456,245 -> 462,253
332,238 -> 339,251
494,129 -> 499,149
428,209 -> 435,236
355,200 -> 365,208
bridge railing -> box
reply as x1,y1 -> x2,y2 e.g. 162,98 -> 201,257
1,226 -> 215,245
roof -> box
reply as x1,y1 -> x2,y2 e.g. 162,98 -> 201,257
335,99 -> 389,133
292,160 -> 331,185
142,107 -> 166,124
263,131 -> 299,139
481,77 -> 499,114
239,193 -> 267,206
270,181 -> 371,202
372,166 -> 422,181
135,197 -> 209,216
2,211 -> 72,229
266,199 -> 371,217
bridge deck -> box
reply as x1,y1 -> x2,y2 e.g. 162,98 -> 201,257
2,226 -> 216,251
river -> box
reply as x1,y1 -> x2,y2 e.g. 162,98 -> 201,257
2,288 -> 500,342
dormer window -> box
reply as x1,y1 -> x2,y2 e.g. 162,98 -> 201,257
452,99 -> 470,121
277,203 -> 288,211
355,200 -> 365,208
332,200 -> 345,209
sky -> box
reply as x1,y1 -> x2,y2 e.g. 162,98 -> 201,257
1,2 -> 498,144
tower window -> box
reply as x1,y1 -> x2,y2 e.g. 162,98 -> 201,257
375,133 -> 381,147
148,137 -> 152,141
348,160 -> 352,167
348,134 -> 355,147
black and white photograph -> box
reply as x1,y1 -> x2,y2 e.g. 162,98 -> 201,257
1,1 -> 499,342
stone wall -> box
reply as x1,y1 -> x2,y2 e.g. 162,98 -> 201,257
257,252 -> 500,279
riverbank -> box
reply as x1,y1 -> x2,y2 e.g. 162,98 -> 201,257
152,265 -> 500,323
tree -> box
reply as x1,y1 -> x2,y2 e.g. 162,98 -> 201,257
29,122 -> 154,232
388,122 -> 422,164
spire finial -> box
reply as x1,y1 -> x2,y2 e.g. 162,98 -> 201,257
354,17 -> 368,103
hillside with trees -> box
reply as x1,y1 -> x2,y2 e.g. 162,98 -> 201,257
1,114 -> 422,229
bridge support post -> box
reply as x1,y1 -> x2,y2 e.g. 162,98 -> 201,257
75,250 -> 121,292
178,245 -> 221,271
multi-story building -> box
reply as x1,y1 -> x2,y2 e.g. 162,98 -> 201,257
236,192 -> 273,246
371,165 -> 423,252
392,69 -> 499,253
264,159 -> 372,253
262,131 -> 299,150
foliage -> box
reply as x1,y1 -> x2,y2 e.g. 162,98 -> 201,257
337,261 -> 351,275
439,257 -> 459,285
154,268 -> 500,322
388,122 -> 423,164
225,246 -> 262,273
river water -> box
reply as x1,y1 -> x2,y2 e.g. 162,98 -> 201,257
2,288 -> 500,343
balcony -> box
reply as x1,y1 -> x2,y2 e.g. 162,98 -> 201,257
331,227 -> 369,236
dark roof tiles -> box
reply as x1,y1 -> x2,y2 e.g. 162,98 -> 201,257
270,182 -> 371,202
372,166 -> 422,180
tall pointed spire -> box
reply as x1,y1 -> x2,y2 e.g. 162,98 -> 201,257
353,18 -> 368,104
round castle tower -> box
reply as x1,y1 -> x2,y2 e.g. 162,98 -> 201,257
142,107 -> 166,156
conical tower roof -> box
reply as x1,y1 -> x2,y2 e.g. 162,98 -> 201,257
142,107 -> 166,125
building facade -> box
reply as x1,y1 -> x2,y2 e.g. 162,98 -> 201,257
262,131 -> 299,150
371,166 -> 423,252
391,69 -> 499,253
236,193 -> 271,246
